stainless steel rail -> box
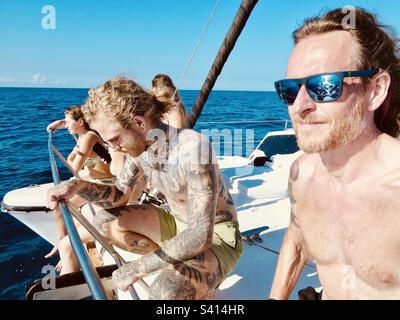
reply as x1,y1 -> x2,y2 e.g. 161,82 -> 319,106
50,136 -> 147,299
48,131 -> 108,300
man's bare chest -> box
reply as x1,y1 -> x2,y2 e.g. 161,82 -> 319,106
141,159 -> 186,197
297,177 -> 400,287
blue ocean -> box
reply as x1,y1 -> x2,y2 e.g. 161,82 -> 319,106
0,87 -> 289,299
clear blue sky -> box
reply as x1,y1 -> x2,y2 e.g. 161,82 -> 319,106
1,0 -> 400,91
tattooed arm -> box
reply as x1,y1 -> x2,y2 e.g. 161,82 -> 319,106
269,159 -> 309,299
47,155 -> 140,209
113,135 -> 218,288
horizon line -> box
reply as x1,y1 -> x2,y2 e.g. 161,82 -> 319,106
0,85 -> 276,93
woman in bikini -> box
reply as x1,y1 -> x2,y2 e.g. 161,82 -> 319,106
46,105 -> 115,274
47,105 -> 114,181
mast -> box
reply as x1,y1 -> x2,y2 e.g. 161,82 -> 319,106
185,0 -> 259,129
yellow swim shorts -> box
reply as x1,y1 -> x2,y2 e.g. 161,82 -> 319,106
154,205 -> 243,281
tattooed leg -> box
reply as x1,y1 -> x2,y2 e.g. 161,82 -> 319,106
106,230 -> 159,255
149,250 -> 221,300
97,204 -> 161,254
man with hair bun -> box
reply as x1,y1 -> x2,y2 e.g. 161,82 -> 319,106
270,7 -> 400,300
47,77 -> 243,300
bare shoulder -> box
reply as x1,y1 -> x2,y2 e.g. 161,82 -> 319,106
76,132 -> 98,151
178,128 -> 202,143
84,131 -> 101,143
380,134 -> 400,169
290,152 -> 319,185
177,129 -> 215,170
81,131 -> 98,142
178,129 -> 210,153
287,153 -> 320,231
375,135 -> 400,194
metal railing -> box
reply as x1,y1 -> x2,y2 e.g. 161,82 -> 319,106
49,131 -> 148,300
48,131 -> 108,300
196,119 -> 290,129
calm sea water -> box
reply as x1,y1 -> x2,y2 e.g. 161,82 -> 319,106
0,87 -> 289,299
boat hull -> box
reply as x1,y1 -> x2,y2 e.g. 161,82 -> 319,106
1,182 -> 58,246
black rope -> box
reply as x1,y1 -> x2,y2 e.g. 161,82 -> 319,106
185,0 -> 259,129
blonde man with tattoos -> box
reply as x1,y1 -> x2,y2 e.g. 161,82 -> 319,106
47,77 -> 242,300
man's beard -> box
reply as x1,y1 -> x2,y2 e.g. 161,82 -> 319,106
292,98 -> 367,153
127,133 -> 148,157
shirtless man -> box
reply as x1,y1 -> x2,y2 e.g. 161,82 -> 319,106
270,8 -> 400,300
47,77 -> 242,299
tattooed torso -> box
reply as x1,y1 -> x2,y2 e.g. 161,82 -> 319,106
108,126 -> 238,298
290,145 -> 400,299
138,127 -> 238,224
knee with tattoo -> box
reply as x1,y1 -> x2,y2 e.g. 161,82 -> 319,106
93,209 -> 119,234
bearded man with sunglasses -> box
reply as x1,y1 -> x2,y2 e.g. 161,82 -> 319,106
270,7 -> 400,300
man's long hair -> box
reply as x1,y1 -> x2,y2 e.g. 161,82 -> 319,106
84,77 -> 173,128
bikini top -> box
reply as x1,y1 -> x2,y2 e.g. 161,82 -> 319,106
83,130 -> 112,167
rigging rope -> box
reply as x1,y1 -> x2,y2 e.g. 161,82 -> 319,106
173,0 -> 221,98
